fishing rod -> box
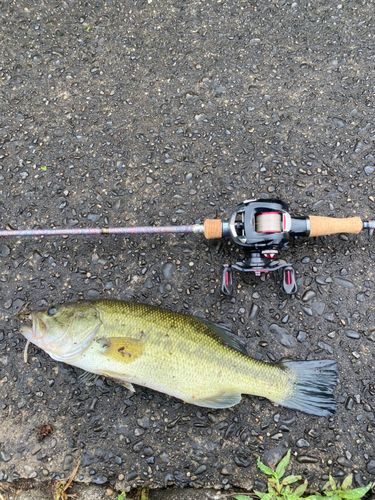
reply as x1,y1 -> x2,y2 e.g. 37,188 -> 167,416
1,198 -> 374,295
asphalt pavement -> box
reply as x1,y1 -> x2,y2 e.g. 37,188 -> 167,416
0,0 -> 375,498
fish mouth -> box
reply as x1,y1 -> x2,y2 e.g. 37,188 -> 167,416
19,312 -> 49,341
18,311 -> 36,364
16,309 -> 34,340
18,310 -> 34,341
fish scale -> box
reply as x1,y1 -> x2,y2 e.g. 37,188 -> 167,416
19,299 -> 337,416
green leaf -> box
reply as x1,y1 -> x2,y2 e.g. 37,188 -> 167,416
322,480 -> 331,491
267,483 -> 277,494
293,481 -> 308,497
253,490 -> 265,498
40,166 -> 47,171
340,475 -> 353,491
257,457 -> 275,476
233,496 -> 252,500
339,483 -> 372,499
117,493 -> 127,500
284,485 -> 291,494
282,475 -> 302,485
281,494 -> 302,500
253,491 -> 272,500
275,450 -> 291,479
329,475 -> 337,491
256,494 -> 274,500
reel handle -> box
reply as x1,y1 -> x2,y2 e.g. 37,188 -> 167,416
308,216 -> 362,237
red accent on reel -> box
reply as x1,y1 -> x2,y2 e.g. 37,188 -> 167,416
286,270 -> 291,286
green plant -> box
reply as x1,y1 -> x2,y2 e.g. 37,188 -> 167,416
54,460 -> 80,500
117,486 -> 149,500
311,474 -> 372,500
232,449 -> 372,500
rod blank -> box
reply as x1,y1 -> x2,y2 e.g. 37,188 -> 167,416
0,225 -> 197,238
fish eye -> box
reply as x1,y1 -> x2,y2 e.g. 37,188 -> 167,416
47,306 -> 58,316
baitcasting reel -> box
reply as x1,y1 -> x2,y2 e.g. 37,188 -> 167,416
219,199 -> 309,296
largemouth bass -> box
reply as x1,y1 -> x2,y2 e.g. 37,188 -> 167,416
19,300 -> 337,416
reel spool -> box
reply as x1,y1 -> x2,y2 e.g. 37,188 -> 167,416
255,212 -> 282,233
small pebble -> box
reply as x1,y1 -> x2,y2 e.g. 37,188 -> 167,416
366,459 -> 375,475
0,451 -> 11,462
162,262 -> 174,281
297,331 -> 307,342
337,456 -> 351,468
269,324 -> 297,348
296,439 -> 310,448
30,444 -> 41,455
194,465 -> 207,475
0,245 -> 10,257
159,452 -> 170,463
312,302 -> 325,315
249,303 -> 260,320
345,330 -> 360,339
92,475 -> 108,485
63,454 -> 74,471
132,441 -> 144,453
87,289 -> 100,300
301,306 -> 313,316
137,416 -> 150,429
297,455 -> 318,464
333,277 -> 355,289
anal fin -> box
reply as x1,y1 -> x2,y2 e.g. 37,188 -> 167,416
184,391 -> 242,409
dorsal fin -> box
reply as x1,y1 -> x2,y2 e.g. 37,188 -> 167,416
195,317 -> 248,356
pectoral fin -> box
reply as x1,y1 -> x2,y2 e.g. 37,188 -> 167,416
100,337 -> 145,364
184,391 -> 242,409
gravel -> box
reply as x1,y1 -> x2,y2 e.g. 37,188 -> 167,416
1,0 -> 375,497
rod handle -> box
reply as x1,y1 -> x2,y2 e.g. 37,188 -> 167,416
203,219 -> 223,239
309,216 -> 362,237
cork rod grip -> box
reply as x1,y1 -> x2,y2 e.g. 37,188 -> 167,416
309,216 -> 363,237
203,219 -> 223,239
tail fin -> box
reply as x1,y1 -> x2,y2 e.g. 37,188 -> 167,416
276,360 -> 338,417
